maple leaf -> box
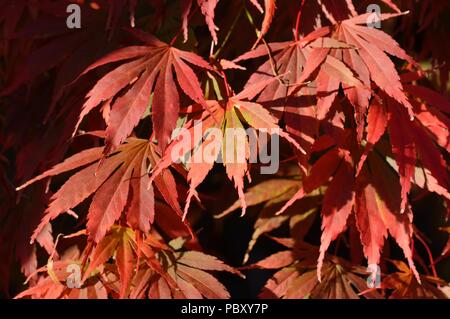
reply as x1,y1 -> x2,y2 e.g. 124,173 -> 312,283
316,151 -> 355,282
331,12 -> 415,120
272,133 -> 421,282
238,12 -> 415,138
15,245 -> 108,299
82,226 -> 136,298
218,177 -> 319,263
233,31 -> 362,171
148,77 -> 304,219
352,72 -> 449,214
218,178 -> 301,218
234,29 -> 367,142
257,243 -> 382,299
16,225 -> 238,299
77,32 -> 212,152
382,260 -> 448,299
106,0 -> 138,29
355,98 -> 388,175
181,0 -> 219,44
400,71 -> 450,148
272,11 -> 415,139
357,90 -> 449,210
135,234 -> 241,299
250,0 -> 277,47
234,30 -> 356,102
17,138 -> 184,244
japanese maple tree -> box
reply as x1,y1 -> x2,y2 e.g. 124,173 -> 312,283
0,0 -> 449,299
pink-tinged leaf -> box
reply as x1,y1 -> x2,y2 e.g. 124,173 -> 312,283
321,55 -> 362,88
346,24 -> 414,64
116,233 -> 134,298
183,148 -> 217,219
177,251 -> 242,276
26,139 -> 162,245
440,228 -> 450,257
356,100 -> 388,175
177,48 -> 214,71
336,19 -> 414,117
181,0 -> 193,42
198,0 -> 219,44
78,57 -> 149,131
153,57 -> 180,151
149,277 -> 173,299
355,178 -> 388,265
385,205 -> 420,283
80,46 -> 152,78
219,59 -> 246,70
254,0 -> 277,47
412,101 -> 450,152
297,47 -> 330,85
248,0 -> 263,13
317,155 -> 355,281
78,37 -> 210,152
248,251 -> 294,269
316,68 -> 340,120
315,51 -> 363,119
105,67 -> 156,151
31,156 -> 122,243
303,148 -> 342,193
233,42 -> 290,63
233,76 -> 281,101
35,223 -> 55,256
338,27 -> 371,133
404,84 -> 450,115
223,108 -> 249,216
218,178 -> 300,218
259,267 -> 299,298
369,154 -> 420,282
409,122 -> 450,200
83,233 -> 121,282
126,150 -> 155,233
87,165 -> 131,243
275,148 -> 342,215
154,169 -> 184,217
173,54 -> 208,106
177,265 -> 230,299
388,101 -> 416,213
16,147 -> 104,191
235,100 -> 278,128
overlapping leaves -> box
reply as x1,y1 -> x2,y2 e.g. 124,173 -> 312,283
17,138 -> 184,243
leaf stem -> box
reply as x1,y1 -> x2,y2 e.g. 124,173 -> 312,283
220,69 -> 232,98
213,3 -> 245,59
170,5 -> 199,46
294,0 -> 306,41
414,231 -> 439,278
